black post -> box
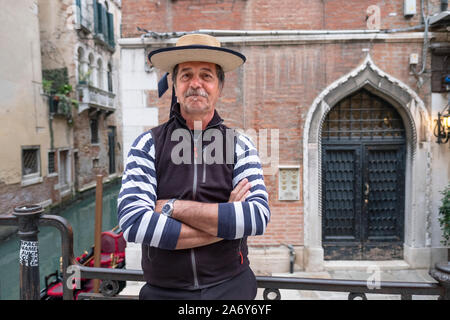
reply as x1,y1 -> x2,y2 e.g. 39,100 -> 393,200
430,263 -> 450,300
13,205 -> 43,300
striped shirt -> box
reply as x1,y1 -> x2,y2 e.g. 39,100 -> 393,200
117,130 -> 270,250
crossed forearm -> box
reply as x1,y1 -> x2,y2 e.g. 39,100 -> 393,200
155,178 -> 252,249
154,200 -> 220,249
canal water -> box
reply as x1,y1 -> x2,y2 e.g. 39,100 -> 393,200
0,181 -> 121,300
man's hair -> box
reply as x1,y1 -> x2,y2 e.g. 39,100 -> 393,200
172,63 -> 225,89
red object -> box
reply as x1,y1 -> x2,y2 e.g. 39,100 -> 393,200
43,229 -> 126,300
47,282 -> 63,297
86,231 -> 126,267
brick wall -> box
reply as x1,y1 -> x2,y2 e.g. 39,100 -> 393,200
74,112 -> 111,188
121,0 -> 447,38
0,176 -> 58,216
242,40 -> 427,246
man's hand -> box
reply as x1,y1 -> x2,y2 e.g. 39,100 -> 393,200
228,178 -> 252,202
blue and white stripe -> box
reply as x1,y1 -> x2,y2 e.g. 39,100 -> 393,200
117,131 -> 181,250
217,133 -> 271,240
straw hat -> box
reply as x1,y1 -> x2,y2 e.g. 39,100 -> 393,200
148,33 -> 246,73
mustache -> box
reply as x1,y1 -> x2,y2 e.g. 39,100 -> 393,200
185,88 -> 208,98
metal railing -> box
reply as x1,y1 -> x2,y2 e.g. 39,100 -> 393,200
0,205 -> 448,300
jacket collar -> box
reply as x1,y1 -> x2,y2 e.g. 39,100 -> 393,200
171,103 -> 224,130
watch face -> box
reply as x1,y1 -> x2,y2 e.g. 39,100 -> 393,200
162,203 -> 172,216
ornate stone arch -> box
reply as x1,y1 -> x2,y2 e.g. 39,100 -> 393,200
303,55 -> 432,270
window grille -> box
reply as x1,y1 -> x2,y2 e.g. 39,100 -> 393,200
322,89 -> 405,141
48,151 -> 56,174
22,148 -> 40,176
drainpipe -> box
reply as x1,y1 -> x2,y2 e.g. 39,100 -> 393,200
409,0 -> 429,88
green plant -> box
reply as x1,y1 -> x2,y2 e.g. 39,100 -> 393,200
58,84 -> 73,95
42,68 -> 68,93
42,79 -> 54,95
438,183 -> 450,246
53,94 -> 78,125
52,84 -> 78,125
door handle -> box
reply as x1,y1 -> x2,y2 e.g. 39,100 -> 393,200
364,183 -> 370,196
364,183 -> 370,205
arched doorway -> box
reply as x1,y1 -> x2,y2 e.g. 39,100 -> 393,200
303,56 -> 432,270
321,88 -> 406,260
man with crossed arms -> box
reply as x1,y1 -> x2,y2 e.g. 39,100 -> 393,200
118,34 -> 271,300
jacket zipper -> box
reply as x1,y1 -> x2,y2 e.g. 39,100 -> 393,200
191,130 -> 199,199
188,122 -> 223,289
190,129 -> 200,289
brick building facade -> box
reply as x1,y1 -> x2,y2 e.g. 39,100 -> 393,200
119,0 -> 449,273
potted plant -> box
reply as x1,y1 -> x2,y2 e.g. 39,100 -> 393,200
438,183 -> 450,261
53,84 -> 78,125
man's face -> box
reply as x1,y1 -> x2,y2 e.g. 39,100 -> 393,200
174,61 -> 222,118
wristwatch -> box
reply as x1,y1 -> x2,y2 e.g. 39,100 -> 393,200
161,198 -> 177,217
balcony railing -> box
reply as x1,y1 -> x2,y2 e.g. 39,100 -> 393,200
0,205 -> 448,301
77,84 -> 115,114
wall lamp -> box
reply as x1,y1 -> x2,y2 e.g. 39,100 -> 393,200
434,104 -> 450,144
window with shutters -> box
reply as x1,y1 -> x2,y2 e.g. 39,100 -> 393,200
75,0 -> 92,31
93,1 -> 115,50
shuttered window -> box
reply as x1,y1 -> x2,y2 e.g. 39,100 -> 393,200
93,1 -> 101,34
93,1 -> 115,49
107,12 -> 115,48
